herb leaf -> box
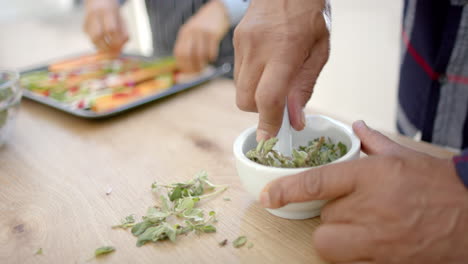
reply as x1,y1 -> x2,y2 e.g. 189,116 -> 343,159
94,246 -> 115,257
233,236 -> 247,248
112,214 -> 136,229
200,225 -> 216,233
35,248 -> 43,255
131,220 -> 154,236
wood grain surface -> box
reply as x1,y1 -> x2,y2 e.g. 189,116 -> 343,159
0,79 -> 454,264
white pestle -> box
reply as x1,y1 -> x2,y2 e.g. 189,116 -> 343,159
273,104 -> 293,156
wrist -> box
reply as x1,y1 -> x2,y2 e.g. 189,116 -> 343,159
85,0 -> 119,10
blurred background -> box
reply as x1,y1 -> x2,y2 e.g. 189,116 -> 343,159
0,0 -> 403,133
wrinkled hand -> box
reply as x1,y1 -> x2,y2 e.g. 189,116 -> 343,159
234,0 -> 331,141
83,0 -> 129,52
261,121 -> 468,264
174,0 -> 230,73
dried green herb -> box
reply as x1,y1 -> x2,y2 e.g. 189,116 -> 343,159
246,137 -> 347,168
247,242 -> 254,249
219,239 -> 228,247
233,236 -> 247,248
94,246 -> 115,257
112,215 -> 136,229
35,248 -> 43,255
152,171 -> 228,201
114,171 -> 227,247
223,197 -> 231,201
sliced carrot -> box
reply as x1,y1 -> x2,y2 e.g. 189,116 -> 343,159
135,75 -> 174,96
91,74 -> 174,113
110,66 -> 177,89
48,52 -> 119,72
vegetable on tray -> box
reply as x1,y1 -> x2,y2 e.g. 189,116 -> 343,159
20,54 -> 183,113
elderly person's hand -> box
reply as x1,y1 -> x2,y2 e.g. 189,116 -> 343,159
174,0 -> 230,73
234,0 -> 331,141
83,0 -> 129,52
261,121 -> 468,263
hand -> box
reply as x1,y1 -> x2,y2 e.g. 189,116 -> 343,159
234,0 -> 331,141
260,121 -> 468,263
83,0 -> 129,52
174,0 -> 230,73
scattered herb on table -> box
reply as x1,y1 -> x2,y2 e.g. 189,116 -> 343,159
247,242 -> 254,249
112,214 -> 136,229
246,137 -> 348,168
223,197 -> 231,201
94,246 -> 115,257
233,236 -> 247,248
219,239 -> 228,247
35,248 -> 43,255
113,171 -> 228,247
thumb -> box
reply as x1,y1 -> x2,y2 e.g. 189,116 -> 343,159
259,159 -> 365,209
353,120 -> 408,156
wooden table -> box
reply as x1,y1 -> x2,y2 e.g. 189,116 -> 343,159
0,79 -> 454,264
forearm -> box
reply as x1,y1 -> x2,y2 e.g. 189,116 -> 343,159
453,149 -> 468,189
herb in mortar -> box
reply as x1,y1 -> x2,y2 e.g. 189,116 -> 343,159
246,137 -> 347,168
113,171 -> 227,247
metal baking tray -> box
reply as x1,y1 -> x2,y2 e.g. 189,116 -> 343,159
20,53 -> 231,119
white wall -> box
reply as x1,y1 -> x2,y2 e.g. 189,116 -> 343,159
308,0 -> 403,133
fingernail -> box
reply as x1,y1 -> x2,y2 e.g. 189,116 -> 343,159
256,129 -> 271,142
354,120 -> 367,129
259,191 -> 272,208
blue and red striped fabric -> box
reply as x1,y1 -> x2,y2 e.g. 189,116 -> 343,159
398,0 -> 468,150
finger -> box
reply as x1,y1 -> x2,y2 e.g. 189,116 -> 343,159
95,13 -> 110,51
320,198 -> 355,224
174,30 -> 196,72
233,25 -> 243,85
102,9 -> 120,50
235,53 -> 263,112
260,159 -> 366,209
353,120 -> 408,156
194,34 -> 208,71
287,38 -> 329,131
313,224 -> 374,263
174,30 -> 187,69
207,34 -> 220,63
103,9 -> 127,51
255,62 -> 296,141
85,12 -> 107,51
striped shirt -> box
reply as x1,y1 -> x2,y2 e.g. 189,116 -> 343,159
399,0 -> 468,150
143,0 -> 248,75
